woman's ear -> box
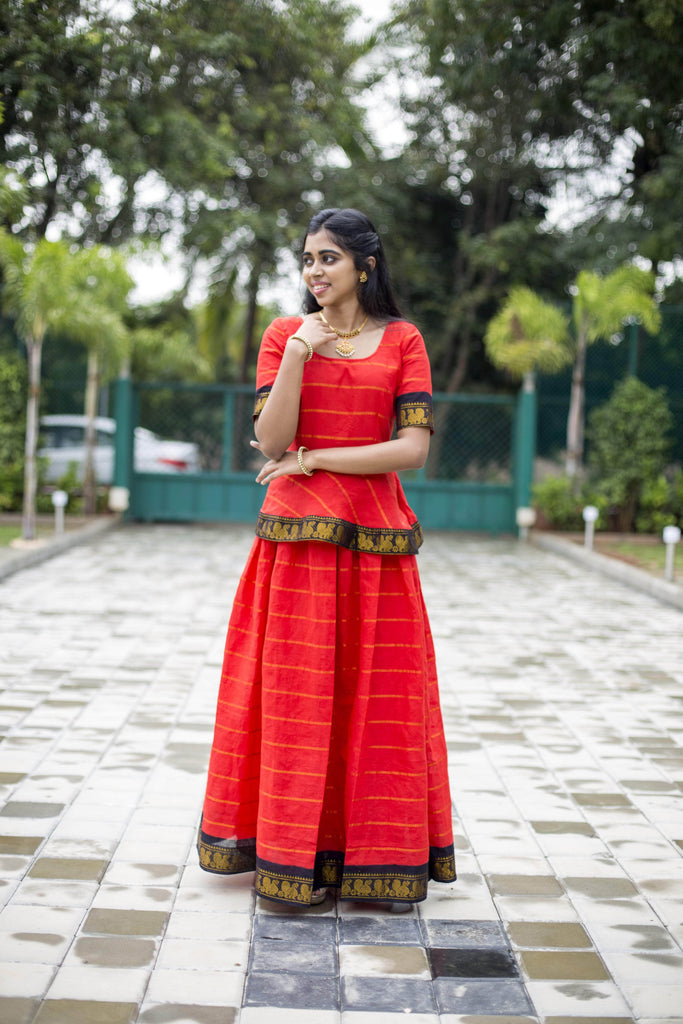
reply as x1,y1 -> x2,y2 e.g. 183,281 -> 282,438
366,256 -> 376,273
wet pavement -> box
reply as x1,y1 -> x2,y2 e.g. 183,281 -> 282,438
0,522 -> 682,1024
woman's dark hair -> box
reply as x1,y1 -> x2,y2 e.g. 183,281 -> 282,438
301,208 -> 403,320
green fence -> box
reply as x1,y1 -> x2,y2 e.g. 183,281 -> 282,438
537,307 -> 683,463
114,379 -> 537,533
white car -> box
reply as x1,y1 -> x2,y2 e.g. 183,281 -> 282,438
39,415 -> 201,484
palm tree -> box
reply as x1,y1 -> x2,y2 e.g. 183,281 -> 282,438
565,267 -> 661,481
68,247 -> 132,515
484,285 -> 572,385
0,235 -> 75,539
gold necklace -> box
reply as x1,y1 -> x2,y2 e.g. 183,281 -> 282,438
319,312 -> 369,358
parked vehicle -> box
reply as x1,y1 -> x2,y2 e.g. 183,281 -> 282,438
39,415 -> 201,484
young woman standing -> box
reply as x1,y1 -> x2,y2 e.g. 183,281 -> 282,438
198,208 -> 456,909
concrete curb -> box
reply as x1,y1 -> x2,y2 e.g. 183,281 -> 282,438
0,516 -> 121,583
531,531 -> 683,613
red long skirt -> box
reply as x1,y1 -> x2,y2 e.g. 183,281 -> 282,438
198,537 -> 456,906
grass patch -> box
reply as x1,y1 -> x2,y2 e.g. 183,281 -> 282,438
0,524 -> 22,547
594,536 -> 671,576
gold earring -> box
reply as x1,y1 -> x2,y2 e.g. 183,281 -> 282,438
359,270 -> 368,283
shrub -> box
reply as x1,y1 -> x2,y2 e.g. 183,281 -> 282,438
532,475 -> 609,531
587,378 -> 673,532
635,467 -> 683,534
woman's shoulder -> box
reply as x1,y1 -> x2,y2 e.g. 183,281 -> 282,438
382,319 -> 427,352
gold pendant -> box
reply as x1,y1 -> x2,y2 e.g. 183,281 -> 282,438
335,339 -> 355,357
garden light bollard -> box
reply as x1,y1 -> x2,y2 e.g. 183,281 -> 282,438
583,505 -> 599,550
51,489 -> 68,536
663,524 -> 681,582
516,506 -> 536,542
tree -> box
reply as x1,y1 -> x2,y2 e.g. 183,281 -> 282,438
565,266 -> 661,481
376,0 -> 682,389
0,235 -> 75,538
588,377 -> 672,532
67,247 -> 132,514
1,0 -> 374,380
484,286 -> 572,384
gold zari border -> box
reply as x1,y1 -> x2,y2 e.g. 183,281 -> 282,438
256,512 -> 423,555
197,836 -> 256,875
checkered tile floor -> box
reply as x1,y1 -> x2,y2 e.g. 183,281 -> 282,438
245,913 -> 532,1015
1,524 -> 683,1024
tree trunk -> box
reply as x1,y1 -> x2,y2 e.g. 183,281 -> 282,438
239,262 -> 261,383
565,320 -> 587,484
21,335 -> 43,540
82,347 -> 101,516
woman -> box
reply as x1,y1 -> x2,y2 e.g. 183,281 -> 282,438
198,208 -> 456,909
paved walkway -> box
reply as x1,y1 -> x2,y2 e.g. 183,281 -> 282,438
0,523 -> 682,1024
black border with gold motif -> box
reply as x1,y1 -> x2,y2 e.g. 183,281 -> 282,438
198,827 -> 456,906
255,512 -> 423,555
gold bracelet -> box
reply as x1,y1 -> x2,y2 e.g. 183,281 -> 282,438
297,446 -> 314,476
290,334 -> 313,362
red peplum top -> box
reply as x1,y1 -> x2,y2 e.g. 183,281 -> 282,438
252,316 -> 434,556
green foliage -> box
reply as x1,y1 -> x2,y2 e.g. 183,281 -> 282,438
635,469 -> 683,534
587,378 -> 673,532
532,475 -> 609,532
0,351 -> 27,511
484,287 -> 571,379
573,267 -> 662,348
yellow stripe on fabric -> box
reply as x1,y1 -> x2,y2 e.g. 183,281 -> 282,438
365,477 -> 393,527
348,845 -> 428,854
308,382 -> 390,395
303,407 -> 381,418
287,476 -> 337,516
257,608 -> 337,625
308,434 -> 378,442
355,819 -> 423,826
266,637 -> 337,651
262,660 -> 333,676
260,789 -> 321,803
263,738 -> 328,752
263,685 -> 334,700
259,815 -> 317,829
258,841 -> 312,857
358,794 -> 426,803
326,474 -> 361,522
263,712 -> 325,726
262,765 -> 326,778
368,745 -> 423,752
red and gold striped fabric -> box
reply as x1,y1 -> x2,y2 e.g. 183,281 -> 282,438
198,537 -> 456,906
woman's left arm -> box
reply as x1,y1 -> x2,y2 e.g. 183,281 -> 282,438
253,427 -> 430,485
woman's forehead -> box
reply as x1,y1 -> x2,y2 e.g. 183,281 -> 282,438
303,228 -> 345,255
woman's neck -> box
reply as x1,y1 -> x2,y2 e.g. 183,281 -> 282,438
318,300 -> 367,335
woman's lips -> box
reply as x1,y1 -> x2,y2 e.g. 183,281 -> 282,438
312,283 -> 329,294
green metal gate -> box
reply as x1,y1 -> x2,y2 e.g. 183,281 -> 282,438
113,378 -> 536,533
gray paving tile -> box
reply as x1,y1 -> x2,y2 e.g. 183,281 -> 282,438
339,915 -> 422,945
250,936 -> 337,975
244,972 -> 338,1009
421,919 -> 508,948
341,975 -> 436,1013
434,977 -> 533,1014
253,913 -> 337,941
429,946 -> 520,978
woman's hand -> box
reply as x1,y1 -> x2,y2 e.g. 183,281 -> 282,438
286,311 -> 337,357
251,441 -> 308,485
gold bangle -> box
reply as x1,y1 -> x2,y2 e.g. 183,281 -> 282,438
297,445 -> 314,476
290,334 -> 313,362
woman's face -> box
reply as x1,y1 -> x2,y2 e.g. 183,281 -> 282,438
302,229 -> 360,308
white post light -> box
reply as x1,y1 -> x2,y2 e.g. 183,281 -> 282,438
516,506 -> 536,542
662,524 -> 681,582
51,489 -> 68,536
582,505 -> 599,550
108,486 -> 130,513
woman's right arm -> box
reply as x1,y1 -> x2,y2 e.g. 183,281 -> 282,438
254,315 -> 335,460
